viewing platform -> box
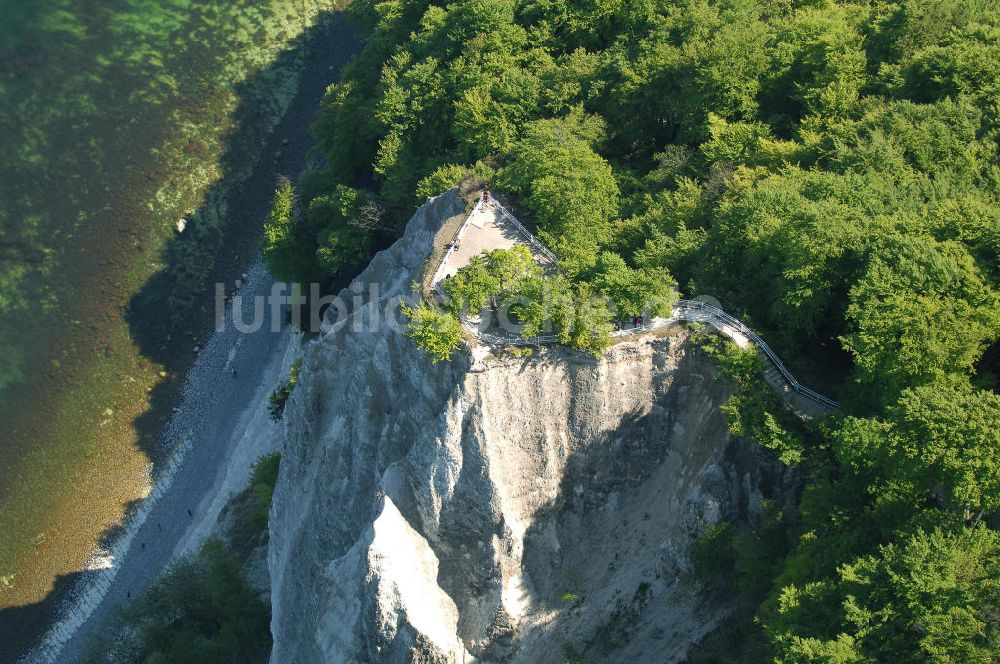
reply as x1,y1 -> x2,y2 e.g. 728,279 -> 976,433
430,197 -> 556,291
427,192 -> 838,419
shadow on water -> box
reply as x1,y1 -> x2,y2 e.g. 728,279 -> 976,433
128,12 -> 358,464
0,10 -> 360,661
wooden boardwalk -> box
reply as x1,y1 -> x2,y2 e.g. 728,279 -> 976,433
428,196 -> 838,419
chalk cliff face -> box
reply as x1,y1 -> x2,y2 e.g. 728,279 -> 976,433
268,190 -> 789,663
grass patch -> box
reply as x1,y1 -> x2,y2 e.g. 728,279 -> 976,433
558,568 -> 585,604
227,453 -> 281,559
559,590 -> 580,603
268,358 -> 302,421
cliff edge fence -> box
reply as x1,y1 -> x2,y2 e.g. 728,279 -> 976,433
429,193 -> 838,419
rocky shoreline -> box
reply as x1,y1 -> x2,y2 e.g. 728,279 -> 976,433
0,11 -> 360,662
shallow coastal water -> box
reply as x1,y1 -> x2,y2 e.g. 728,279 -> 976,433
0,0 -> 348,643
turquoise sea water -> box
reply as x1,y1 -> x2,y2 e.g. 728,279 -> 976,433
0,0 -> 342,621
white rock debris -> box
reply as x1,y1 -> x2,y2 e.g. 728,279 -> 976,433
268,189 -> 790,664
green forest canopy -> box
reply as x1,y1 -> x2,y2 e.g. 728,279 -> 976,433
261,0 -> 1000,659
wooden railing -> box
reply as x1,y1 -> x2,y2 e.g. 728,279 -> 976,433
429,195 -> 839,413
485,199 -> 557,263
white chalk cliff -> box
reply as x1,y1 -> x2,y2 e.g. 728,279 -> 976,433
267,190 -> 790,663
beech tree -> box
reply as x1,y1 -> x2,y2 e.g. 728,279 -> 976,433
402,301 -> 464,363
500,113 -> 619,274
295,1 -> 1000,658
442,246 -> 542,315
771,526 -> 1000,662
261,179 -> 311,284
835,379 -> 1000,519
552,281 -> 614,355
590,251 -> 677,319
843,234 -> 1000,401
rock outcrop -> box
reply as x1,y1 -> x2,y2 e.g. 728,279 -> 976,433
268,189 -> 790,663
